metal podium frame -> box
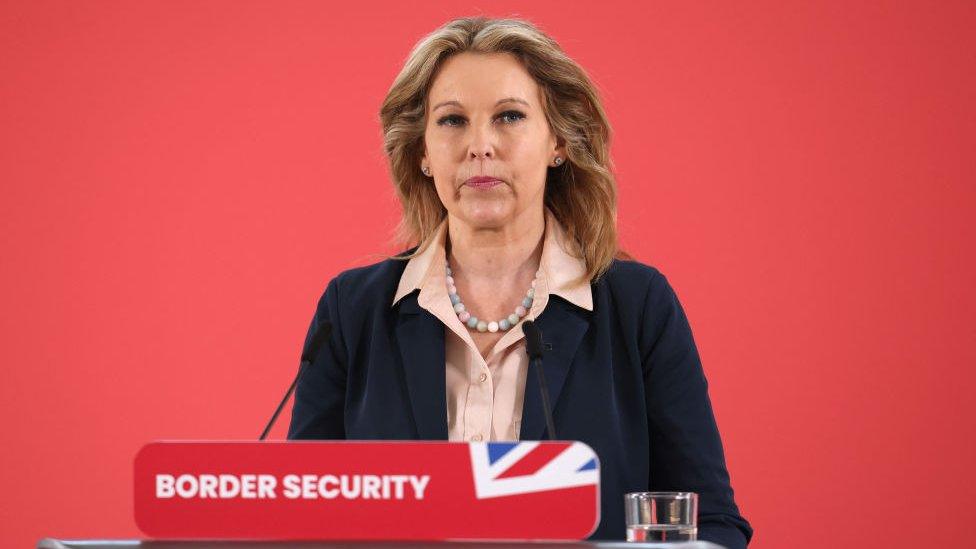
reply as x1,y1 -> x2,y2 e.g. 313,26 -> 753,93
38,539 -> 725,549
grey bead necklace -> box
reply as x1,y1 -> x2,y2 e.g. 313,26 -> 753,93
446,259 -> 538,332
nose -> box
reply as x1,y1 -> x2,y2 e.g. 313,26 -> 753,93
467,124 -> 495,160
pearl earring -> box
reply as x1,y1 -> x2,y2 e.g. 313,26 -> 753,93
422,166 -> 431,176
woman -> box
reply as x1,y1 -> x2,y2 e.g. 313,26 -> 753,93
289,16 -> 753,547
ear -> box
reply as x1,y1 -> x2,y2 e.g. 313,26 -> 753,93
550,129 -> 566,152
554,142 -> 566,158
419,147 -> 434,177
552,135 -> 566,163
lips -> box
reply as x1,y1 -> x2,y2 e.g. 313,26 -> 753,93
464,176 -> 503,189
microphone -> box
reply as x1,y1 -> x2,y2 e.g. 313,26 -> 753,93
522,320 -> 557,440
258,321 -> 333,440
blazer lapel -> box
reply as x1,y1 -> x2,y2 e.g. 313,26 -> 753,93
394,292 -> 449,440
520,297 -> 592,441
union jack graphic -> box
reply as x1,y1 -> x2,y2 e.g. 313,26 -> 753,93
469,441 -> 600,499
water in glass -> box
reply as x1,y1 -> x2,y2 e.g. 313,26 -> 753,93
627,524 -> 698,542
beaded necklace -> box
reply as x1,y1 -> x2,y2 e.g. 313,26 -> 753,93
445,259 -> 538,332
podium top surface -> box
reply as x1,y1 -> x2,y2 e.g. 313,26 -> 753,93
39,539 -> 725,549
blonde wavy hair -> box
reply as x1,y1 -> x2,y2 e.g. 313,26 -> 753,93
380,16 -> 622,283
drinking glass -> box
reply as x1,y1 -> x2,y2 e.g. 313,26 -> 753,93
624,491 -> 698,542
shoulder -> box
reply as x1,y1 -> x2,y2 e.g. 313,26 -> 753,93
313,251 -> 414,317
599,257 -> 674,302
597,258 -> 686,336
334,254 -> 411,298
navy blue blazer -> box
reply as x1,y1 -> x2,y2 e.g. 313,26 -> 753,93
288,254 -> 753,548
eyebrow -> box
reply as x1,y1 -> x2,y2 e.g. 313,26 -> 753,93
431,97 -> 531,112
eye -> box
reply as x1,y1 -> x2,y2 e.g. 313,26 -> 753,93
436,114 -> 466,127
497,110 -> 526,124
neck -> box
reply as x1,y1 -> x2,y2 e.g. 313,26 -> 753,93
446,209 -> 546,284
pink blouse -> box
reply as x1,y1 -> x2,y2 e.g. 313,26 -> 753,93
391,209 -> 592,442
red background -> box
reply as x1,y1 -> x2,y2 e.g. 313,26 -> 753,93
2,1 -> 974,548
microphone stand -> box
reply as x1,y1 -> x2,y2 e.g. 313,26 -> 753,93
522,320 -> 557,440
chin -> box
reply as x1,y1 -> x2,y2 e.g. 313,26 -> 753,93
458,201 -> 514,229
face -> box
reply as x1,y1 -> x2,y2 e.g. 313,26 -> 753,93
422,52 -> 564,229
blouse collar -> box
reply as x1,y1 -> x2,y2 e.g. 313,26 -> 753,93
392,208 -> 592,311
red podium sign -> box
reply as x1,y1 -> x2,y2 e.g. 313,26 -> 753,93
134,441 -> 600,540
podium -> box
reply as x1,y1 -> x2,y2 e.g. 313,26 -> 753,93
134,441 -> 603,541
45,441 -> 726,548
39,540 -> 725,549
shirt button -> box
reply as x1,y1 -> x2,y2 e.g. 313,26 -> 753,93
478,373 -> 488,383
472,434 -> 483,442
